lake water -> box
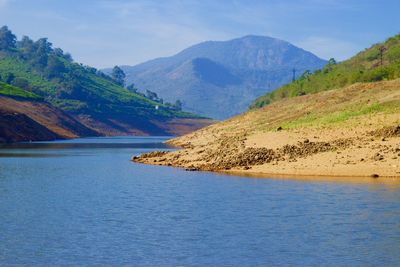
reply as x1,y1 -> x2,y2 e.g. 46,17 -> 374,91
0,136 -> 399,266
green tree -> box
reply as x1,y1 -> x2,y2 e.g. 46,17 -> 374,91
299,70 -> 311,80
63,52 -> 73,62
53,48 -> 64,57
11,77 -> 30,90
0,25 -> 16,50
17,36 -> 35,60
328,58 -> 337,65
127,83 -> 138,93
145,89 -> 158,101
46,55 -> 66,78
4,72 -> 15,84
111,66 -> 126,86
174,100 -> 182,111
31,38 -> 53,69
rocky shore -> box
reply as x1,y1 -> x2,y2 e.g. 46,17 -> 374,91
132,124 -> 400,178
132,80 -> 400,179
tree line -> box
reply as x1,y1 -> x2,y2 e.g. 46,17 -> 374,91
111,65 -> 183,111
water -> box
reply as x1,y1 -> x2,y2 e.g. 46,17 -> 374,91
0,137 -> 399,266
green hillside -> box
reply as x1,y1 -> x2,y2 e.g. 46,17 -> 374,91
0,26 -> 199,119
251,34 -> 400,108
0,81 -> 42,100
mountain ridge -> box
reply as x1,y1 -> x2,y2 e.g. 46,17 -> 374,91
109,35 -> 326,119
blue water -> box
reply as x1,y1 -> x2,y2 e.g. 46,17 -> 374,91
0,136 -> 399,266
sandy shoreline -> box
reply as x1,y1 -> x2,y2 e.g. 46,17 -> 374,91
132,123 -> 400,180
133,80 -> 400,180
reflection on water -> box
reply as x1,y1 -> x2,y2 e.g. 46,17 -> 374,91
0,140 -> 172,150
0,136 -> 172,158
0,137 -> 399,266
223,170 -> 400,187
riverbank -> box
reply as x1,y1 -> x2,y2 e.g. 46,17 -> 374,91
133,80 -> 400,179
0,95 -> 214,143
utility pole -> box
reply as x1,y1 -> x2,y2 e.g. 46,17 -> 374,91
379,46 -> 387,66
292,68 -> 296,82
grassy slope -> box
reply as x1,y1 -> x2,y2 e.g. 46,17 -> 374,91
177,79 -> 400,142
0,81 -> 42,100
251,34 -> 400,108
0,52 -> 200,120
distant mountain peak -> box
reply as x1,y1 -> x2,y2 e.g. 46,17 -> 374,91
115,35 -> 327,119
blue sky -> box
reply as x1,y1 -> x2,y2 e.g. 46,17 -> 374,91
0,0 -> 399,68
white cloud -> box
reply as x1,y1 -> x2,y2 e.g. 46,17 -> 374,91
294,36 -> 360,61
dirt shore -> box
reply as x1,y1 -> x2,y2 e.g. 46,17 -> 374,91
133,80 -> 400,179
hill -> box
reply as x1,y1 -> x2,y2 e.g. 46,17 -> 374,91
0,93 -> 98,142
116,35 -> 326,119
0,26 -> 211,142
252,34 -> 400,108
133,34 -> 400,178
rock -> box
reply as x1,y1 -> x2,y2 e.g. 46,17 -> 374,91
373,153 -> 384,161
371,173 -> 380,178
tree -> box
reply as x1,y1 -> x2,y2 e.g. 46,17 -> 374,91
378,46 -> 387,66
63,53 -> 73,62
4,72 -> 15,84
0,25 -> 16,50
11,77 -> 30,90
30,38 -> 53,69
127,83 -> 138,93
111,66 -> 125,86
174,100 -> 182,111
17,35 -> 34,49
328,58 -> 337,65
323,58 -> 337,74
46,55 -> 66,78
299,70 -> 311,80
53,47 -> 64,57
145,89 -> 158,101
17,36 -> 35,60
35,38 -> 53,54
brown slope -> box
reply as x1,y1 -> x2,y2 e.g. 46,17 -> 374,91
0,95 -> 214,143
0,96 -> 98,142
74,114 -> 214,137
0,109 -> 60,143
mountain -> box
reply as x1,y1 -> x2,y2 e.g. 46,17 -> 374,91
0,26 -> 212,142
117,35 -> 326,119
133,33 -> 400,178
252,34 -> 400,108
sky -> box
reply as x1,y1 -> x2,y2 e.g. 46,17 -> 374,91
0,0 -> 399,68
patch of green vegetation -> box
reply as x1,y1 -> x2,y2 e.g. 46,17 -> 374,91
281,102 -> 398,129
0,25 -> 201,119
251,34 -> 400,109
0,81 -> 42,100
